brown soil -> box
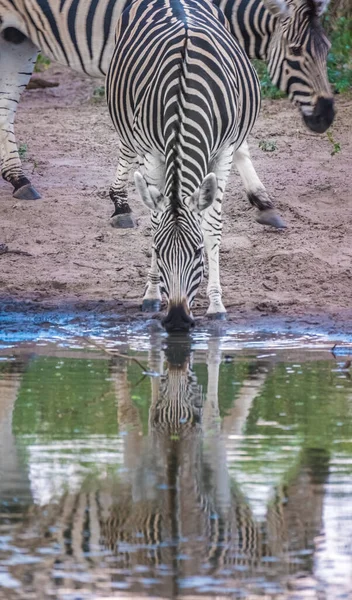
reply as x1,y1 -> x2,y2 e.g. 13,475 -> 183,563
0,65 -> 351,329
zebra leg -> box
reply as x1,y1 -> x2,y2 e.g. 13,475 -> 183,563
0,34 -> 41,200
142,243 -> 162,312
140,154 -> 165,312
234,140 -> 286,229
109,145 -> 137,229
202,147 -> 234,318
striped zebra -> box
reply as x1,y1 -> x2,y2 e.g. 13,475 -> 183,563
107,0 -> 263,328
0,0 -> 334,229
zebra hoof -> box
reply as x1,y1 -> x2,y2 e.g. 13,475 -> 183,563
110,213 -> 137,229
13,183 -> 41,200
142,299 -> 161,313
256,209 -> 287,229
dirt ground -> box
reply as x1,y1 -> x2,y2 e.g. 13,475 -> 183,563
0,65 -> 351,329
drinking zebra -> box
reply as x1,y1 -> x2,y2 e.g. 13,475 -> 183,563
107,0 -> 263,328
0,0 -> 334,229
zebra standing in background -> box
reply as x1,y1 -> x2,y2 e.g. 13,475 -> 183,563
107,0 -> 262,328
0,0 -> 334,228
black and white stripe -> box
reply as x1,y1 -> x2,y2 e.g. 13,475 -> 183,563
150,363 -> 204,436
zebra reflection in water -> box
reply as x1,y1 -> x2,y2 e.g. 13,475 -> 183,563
103,338 -> 268,586
0,344 -> 330,597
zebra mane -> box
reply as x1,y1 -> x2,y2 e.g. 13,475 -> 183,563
168,23 -> 189,218
307,0 -> 330,18
294,0 -> 330,19
169,111 -> 184,217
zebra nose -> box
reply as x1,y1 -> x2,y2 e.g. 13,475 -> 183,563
303,97 -> 335,134
162,304 -> 195,333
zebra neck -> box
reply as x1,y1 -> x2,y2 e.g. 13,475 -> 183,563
219,0 -> 277,60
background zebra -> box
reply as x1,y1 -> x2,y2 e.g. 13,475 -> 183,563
0,0 -> 334,228
107,0 -> 264,328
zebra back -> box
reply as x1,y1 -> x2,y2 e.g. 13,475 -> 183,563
107,0 -> 261,190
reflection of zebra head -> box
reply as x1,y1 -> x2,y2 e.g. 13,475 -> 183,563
149,340 -> 204,437
135,171 -> 217,333
263,0 -> 334,132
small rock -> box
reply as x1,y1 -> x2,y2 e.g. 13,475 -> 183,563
52,281 -> 67,290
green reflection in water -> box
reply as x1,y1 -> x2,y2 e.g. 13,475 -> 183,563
7,354 -> 352,485
13,357 -> 117,437
245,361 -> 352,454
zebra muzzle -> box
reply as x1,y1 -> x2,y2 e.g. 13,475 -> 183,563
302,97 -> 335,134
162,303 -> 195,333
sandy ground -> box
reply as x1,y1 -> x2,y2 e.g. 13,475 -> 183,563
0,65 -> 351,329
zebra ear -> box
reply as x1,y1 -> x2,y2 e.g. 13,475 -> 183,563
134,171 -> 165,212
189,173 -> 217,213
261,0 -> 292,18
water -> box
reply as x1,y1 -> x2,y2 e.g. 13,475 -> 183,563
0,322 -> 352,599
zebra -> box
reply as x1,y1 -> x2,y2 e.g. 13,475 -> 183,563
106,0 -> 264,329
0,0 -> 334,229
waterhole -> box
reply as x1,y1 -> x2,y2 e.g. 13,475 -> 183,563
0,309 -> 351,599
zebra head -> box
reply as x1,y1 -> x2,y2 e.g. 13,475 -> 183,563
135,171 -> 217,333
262,0 -> 334,133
